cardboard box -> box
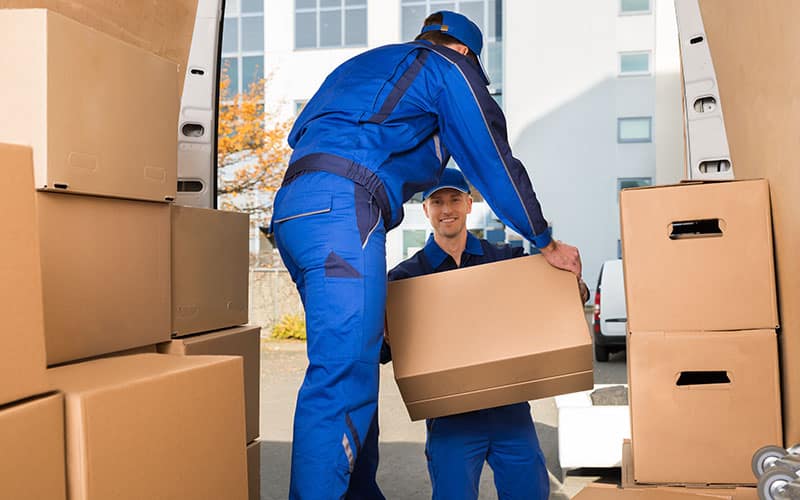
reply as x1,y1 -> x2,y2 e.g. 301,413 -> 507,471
0,392 -> 66,500
629,330 -> 782,485
620,180 -> 777,332
574,484 -> 731,500
49,353 -> 248,500
622,440 -> 758,500
0,0 -> 197,86
386,254 -> 593,421
696,0 -> 800,448
247,440 -> 261,500
158,325 -> 261,442
0,144 -> 49,405
37,192 -> 170,365
171,206 -> 249,336
0,9 -> 178,202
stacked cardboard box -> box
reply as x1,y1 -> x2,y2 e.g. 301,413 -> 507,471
0,144 -> 66,499
0,3 -> 254,498
695,0 -> 800,449
620,179 -> 783,486
386,254 -> 594,421
161,205 -> 258,499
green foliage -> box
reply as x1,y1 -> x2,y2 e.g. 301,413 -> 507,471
271,314 -> 306,340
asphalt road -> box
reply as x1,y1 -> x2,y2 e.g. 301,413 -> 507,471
258,335 -> 627,499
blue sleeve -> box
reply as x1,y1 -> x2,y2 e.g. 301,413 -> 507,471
427,51 -> 552,249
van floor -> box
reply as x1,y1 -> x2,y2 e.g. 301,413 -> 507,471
257,339 -> 627,499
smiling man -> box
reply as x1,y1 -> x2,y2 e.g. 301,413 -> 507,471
382,168 -> 588,499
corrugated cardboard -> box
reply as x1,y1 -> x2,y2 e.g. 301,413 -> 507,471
247,440 -> 261,500
0,392 -> 66,500
696,0 -> 800,448
37,192 -> 170,365
158,325 -> 261,442
0,144 -> 49,405
0,0 -> 197,91
622,440 -> 758,500
0,9 -> 178,202
171,206 -> 250,336
386,254 -> 593,420
574,484 -> 730,500
49,353 -> 248,500
619,180 -> 777,332
629,330 -> 782,485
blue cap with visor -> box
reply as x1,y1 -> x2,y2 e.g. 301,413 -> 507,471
422,168 -> 471,200
419,10 -> 490,85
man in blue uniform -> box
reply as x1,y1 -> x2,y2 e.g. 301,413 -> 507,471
382,169 -> 589,499
271,10 -> 582,499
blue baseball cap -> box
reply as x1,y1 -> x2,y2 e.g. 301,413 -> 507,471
420,11 -> 490,85
422,168 -> 471,200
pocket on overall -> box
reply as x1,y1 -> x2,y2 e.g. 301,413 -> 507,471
272,189 -> 333,224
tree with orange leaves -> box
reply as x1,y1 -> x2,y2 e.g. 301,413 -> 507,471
217,66 -> 293,226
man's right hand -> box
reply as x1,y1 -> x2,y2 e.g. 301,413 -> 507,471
540,239 -> 582,277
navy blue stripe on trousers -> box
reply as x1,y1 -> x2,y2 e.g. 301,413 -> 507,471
367,50 -> 430,124
412,41 -> 550,243
283,153 -> 393,231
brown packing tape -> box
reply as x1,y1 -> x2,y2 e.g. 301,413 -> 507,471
696,0 -> 800,447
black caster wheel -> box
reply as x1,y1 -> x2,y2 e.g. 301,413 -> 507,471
755,446 -> 793,478
758,467 -> 797,500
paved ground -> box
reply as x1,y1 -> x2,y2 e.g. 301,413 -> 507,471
259,331 -> 628,499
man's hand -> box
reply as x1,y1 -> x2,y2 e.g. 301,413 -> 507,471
539,239 -> 582,277
578,278 -> 590,304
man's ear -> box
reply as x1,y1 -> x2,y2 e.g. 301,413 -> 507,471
466,195 -> 473,214
422,200 -> 430,219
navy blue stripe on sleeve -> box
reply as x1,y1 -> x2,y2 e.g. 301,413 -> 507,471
416,42 -> 551,247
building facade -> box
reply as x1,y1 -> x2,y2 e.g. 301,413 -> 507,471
224,0 -> 684,287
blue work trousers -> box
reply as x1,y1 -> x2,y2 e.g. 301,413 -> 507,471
426,402 -> 549,500
272,171 -> 386,500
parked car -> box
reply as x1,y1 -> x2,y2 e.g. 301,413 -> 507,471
592,259 -> 627,361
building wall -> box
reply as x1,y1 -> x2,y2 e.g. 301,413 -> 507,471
504,0 -> 680,291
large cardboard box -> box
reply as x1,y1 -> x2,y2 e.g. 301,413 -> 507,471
0,144 -> 49,405
0,9 -> 178,202
37,192 -> 170,365
622,440 -> 758,500
629,330 -> 782,485
158,325 -> 261,442
0,392 -> 66,500
386,254 -> 593,421
171,206 -> 249,336
49,353 -> 248,500
695,0 -> 800,447
620,180 -> 777,332
0,0 -> 197,86
247,440 -> 261,500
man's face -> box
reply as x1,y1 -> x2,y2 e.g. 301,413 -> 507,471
423,188 -> 473,238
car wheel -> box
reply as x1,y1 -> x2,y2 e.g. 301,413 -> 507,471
594,343 -> 609,362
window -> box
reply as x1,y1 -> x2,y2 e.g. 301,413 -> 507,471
403,230 -> 427,258
221,1 -> 265,96
617,117 -> 652,143
617,177 -> 652,191
619,51 -> 651,76
400,0 -> 504,100
620,0 -> 651,14
295,100 -> 309,115
295,0 -> 368,49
